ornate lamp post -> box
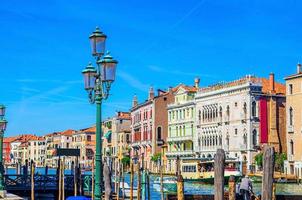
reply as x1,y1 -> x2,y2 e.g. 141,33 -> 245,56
82,27 -> 118,200
0,105 -> 7,195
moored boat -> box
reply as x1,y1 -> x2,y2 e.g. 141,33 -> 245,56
153,176 -> 177,193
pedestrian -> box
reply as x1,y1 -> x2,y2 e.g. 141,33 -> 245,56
240,175 -> 253,200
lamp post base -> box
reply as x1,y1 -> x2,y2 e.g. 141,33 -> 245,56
0,190 -> 7,198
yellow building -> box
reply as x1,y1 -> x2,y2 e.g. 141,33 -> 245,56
284,64 -> 302,179
72,127 -> 96,168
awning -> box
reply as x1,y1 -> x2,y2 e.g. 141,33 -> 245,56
104,130 -> 112,139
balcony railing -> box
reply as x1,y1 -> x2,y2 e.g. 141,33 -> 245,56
288,154 -> 294,162
288,125 -> 294,133
166,150 -> 194,157
167,135 -> 193,142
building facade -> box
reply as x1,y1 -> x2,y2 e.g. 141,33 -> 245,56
130,91 -> 154,170
284,64 -> 302,179
166,84 -> 198,174
195,74 -> 286,173
27,136 -> 45,167
72,127 -> 96,168
102,111 -> 131,171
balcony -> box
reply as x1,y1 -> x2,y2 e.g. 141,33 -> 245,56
166,150 -> 194,157
288,154 -> 294,162
288,125 -> 294,133
167,135 -> 193,142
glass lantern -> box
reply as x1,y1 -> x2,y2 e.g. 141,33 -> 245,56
89,27 -> 107,57
0,105 -> 5,117
98,51 -> 118,83
82,63 -> 97,91
0,119 -> 7,132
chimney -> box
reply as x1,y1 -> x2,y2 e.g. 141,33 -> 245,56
194,77 -> 200,88
148,86 -> 154,100
132,95 -> 138,107
269,72 -> 275,93
297,63 -> 302,74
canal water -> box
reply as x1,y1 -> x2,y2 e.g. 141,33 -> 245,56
6,168 -> 302,199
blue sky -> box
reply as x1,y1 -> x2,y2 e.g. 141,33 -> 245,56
1,0 -> 301,136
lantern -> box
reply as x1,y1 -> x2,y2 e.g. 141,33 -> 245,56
0,119 -> 7,132
89,27 -> 107,57
98,51 -> 118,83
0,105 -> 5,117
82,62 -> 97,91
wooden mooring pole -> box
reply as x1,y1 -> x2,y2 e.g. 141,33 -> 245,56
62,157 -> 65,200
262,146 -> 275,200
137,161 -> 141,200
176,156 -> 184,200
228,175 -> 236,200
58,158 -> 61,200
130,160 -> 134,200
117,160 -> 121,200
147,170 -> 150,200
104,161 -> 112,200
122,163 -> 125,200
214,149 -> 225,200
74,157 -> 78,196
31,160 -> 35,200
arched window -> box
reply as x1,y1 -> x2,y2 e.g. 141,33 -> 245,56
183,125 -> 186,135
243,134 -> 247,147
252,101 -> 257,117
290,140 -> 294,155
226,135 -> 229,147
226,105 -> 230,120
126,134 -> 130,143
243,102 -> 247,114
157,127 -> 162,141
219,106 -> 223,117
289,107 -> 293,126
198,110 -> 202,121
252,129 -> 257,146
176,126 -> 178,136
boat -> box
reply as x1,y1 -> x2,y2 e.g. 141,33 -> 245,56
153,176 -> 177,193
119,182 -> 138,198
180,158 -> 242,184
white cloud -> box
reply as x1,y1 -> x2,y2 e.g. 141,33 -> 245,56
118,70 -> 149,92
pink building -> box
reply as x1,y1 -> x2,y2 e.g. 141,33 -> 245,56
130,89 -> 154,170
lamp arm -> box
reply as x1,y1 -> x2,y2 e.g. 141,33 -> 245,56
88,90 -> 96,104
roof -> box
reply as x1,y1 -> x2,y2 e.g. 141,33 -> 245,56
84,126 -> 96,132
60,129 -> 75,136
284,72 -> 302,80
257,77 -> 285,94
117,112 -> 131,120
3,136 -> 19,143
199,75 -> 285,95
10,134 -> 40,143
173,84 -> 198,94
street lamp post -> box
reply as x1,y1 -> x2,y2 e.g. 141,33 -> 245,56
0,105 -> 8,197
82,27 -> 118,200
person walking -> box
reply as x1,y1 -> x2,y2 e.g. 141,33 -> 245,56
240,175 -> 253,200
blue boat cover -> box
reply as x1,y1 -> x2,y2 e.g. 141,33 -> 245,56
66,197 -> 91,200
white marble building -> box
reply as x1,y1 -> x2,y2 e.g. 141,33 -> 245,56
195,76 -> 262,171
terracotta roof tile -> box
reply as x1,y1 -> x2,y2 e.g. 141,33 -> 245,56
60,129 -> 75,136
